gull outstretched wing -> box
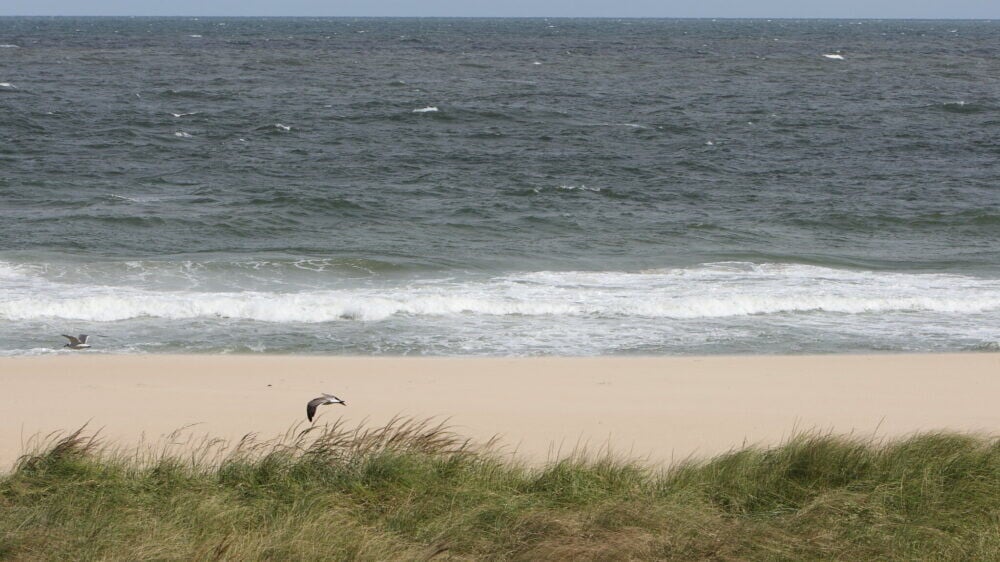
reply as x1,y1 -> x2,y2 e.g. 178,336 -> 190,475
306,397 -> 326,422
322,393 -> 346,405
307,394 -> 347,421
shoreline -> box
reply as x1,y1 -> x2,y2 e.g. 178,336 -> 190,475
2,353 -> 998,469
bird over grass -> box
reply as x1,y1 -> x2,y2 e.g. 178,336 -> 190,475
307,393 -> 346,421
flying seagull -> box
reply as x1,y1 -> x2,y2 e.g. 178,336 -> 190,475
62,334 -> 91,350
307,393 -> 346,422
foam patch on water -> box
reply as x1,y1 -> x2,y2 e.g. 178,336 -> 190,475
1,261 -> 998,324
0,262 -> 30,280
412,106 -> 438,113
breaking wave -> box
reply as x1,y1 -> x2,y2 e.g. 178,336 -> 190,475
2,262 -> 998,323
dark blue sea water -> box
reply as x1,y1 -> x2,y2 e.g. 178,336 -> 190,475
1,17 -> 998,355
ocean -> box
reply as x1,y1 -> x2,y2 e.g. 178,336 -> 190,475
1,17 -> 998,355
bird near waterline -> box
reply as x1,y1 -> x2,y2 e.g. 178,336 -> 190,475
307,393 -> 346,422
62,334 -> 91,350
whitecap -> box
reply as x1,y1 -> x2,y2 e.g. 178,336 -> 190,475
532,61 -> 542,65
108,194 -> 165,204
274,123 -> 291,131
189,34 -> 202,38
412,106 -> 438,113
554,184 -> 601,192
170,111 -> 199,118
0,82 -> 16,89
587,122 -> 648,129
0,44 -> 19,48
822,53 -> 845,60
174,131 -> 193,138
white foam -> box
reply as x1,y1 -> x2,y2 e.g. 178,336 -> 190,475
0,348 -> 66,357
170,112 -> 198,118
0,82 -> 16,89
174,131 -> 193,138
554,184 -> 601,192
822,53 -> 845,60
0,262 -> 29,280
274,123 -> 291,131
1,262 -> 998,324
412,106 -> 438,113
0,44 -> 19,48
189,34 -> 202,38
588,122 -> 649,129
109,194 -> 167,204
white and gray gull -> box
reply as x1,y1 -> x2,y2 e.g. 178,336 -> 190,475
306,393 -> 346,422
62,334 -> 91,350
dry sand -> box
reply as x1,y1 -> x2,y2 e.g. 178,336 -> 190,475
1,354 -> 997,469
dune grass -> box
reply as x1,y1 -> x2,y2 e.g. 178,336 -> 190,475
0,419 -> 997,561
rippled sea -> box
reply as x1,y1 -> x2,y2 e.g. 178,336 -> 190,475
1,17 -> 998,355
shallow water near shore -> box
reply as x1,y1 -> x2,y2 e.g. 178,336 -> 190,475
1,18 -> 998,355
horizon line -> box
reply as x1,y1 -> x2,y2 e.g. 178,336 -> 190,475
1,15 -> 998,21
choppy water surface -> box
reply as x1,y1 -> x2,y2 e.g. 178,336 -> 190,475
1,18 -> 998,355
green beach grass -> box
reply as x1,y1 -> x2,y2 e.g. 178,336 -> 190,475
0,419 -> 997,561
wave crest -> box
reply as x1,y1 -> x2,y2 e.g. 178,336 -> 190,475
1,262 -> 998,323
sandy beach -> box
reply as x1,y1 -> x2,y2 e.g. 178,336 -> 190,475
1,353 -> 997,469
